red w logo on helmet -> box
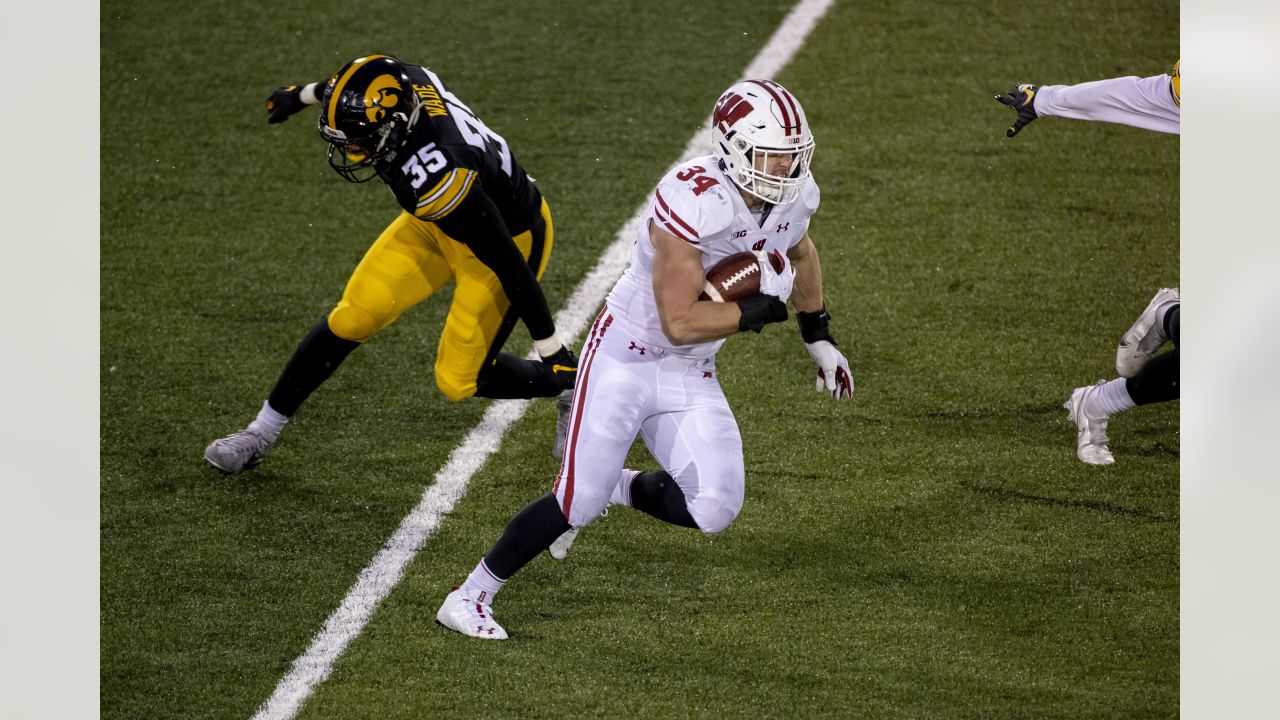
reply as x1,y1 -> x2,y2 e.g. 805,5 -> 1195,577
713,92 -> 753,131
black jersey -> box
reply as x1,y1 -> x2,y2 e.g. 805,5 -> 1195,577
375,65 -> 540,236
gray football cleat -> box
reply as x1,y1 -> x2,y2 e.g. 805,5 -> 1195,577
204,428 -> 275,473
1064,383 -> 1114,466
1116,287 -> 1179,378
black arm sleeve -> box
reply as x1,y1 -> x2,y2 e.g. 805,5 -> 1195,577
433,187 -> 556,341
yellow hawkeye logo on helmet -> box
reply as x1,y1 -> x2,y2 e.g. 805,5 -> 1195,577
363,74 -> 403,123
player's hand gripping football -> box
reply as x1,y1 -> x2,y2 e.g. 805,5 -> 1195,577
266,85 -> 308,124
541,346 -> 579,392
797,308 -> 854,400
994,84 -> 1039,137
755,249 -> 795,303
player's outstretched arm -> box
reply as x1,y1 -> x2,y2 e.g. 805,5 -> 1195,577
265,81 -> 325,124
1030,74 -> 1180,134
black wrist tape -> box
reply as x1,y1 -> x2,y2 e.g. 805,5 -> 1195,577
797,307 -> 836,345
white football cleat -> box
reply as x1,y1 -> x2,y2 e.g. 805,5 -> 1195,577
548,527 -> 579,561
1116,287 -> 1179,378
204,428 -> 275,473
1064,383 -> 1115,466
552,389 -> 573,460
436,587 -> 508,640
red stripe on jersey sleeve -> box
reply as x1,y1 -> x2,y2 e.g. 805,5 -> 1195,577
661,219 -> 699,245
654,189 -> 700,240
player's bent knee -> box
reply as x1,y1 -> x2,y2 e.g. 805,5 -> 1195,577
435,371 -> 477,402
327,303 -> 381,342
566,490 -> 612,528
689,495 -> 742,535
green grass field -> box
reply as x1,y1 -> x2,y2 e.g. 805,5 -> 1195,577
101,1 -> 1178,717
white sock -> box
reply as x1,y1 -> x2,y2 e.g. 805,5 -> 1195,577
609,468 -> 640,506
1097,378 -> 1136,415
533,333 -> 564,358
462,559 -> 506,606
248,401 -> 289,439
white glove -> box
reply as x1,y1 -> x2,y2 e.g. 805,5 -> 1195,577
754,249 -> 795,303
805,339 -> 854,400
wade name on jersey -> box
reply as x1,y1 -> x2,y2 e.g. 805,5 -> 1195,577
381,65 -> 538,230
605,156 -> 821,356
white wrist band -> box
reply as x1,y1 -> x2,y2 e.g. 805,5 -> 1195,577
300,82 -> 322,105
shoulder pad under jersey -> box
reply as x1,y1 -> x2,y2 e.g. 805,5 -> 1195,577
651,163 -> 736,246
798,174 -> 820,216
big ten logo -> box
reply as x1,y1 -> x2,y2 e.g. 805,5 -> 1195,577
732,230 -> 749,239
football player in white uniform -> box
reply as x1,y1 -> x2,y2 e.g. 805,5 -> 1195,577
996,60 -> 1181,136
437,79 -> 854,638
995,62 -> 1181,465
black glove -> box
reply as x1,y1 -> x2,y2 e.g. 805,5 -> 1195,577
994,84 -> 1039,137
738,294 -> 788,333
266,85 -> 308,124
541,346 -> 579,391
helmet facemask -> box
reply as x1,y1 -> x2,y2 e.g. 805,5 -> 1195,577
730,138 -> 815,205
319,101 -> 420,183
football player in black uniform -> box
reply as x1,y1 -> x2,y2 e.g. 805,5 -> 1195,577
205,54 -> 577,472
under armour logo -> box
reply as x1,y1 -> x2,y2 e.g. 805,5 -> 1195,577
751,238 -> 766,251
628,341 -> 646,355
776,222 -> 790,233
702,371 -> 714,379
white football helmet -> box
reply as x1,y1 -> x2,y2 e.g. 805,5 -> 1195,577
711,79 -> 815,204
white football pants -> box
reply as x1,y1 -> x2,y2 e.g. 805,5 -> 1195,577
552,309 -> 745,533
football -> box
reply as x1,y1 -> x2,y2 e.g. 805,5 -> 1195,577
699,250 -> 784,302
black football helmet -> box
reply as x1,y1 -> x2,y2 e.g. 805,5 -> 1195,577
317,54 -> 422,182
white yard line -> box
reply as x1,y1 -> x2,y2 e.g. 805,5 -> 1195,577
251,1 -> 835,717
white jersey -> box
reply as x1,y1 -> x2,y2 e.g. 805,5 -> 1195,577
1036,67 -> 1180,135
605,155 -> 820,357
